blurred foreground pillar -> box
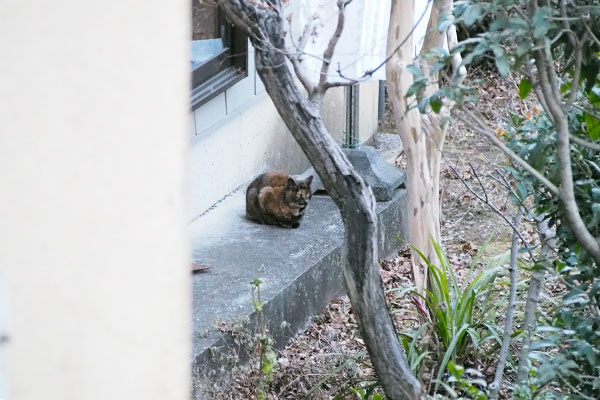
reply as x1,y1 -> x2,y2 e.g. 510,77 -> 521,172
0,1 -> 191,399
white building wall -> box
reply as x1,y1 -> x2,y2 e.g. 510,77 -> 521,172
190,43 -> 380,219
0,1 -> 190,400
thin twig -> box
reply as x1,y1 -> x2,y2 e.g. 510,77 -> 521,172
573,2 -> 600,47
313,0 -> 352,101
456,109 -> 560,195
363,0 -> 433,78
489,210 -> 522,398
564,32 -> 586,111
445,161 -> 532,249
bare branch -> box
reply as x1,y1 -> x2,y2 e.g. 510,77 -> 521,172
490,210 -> 522,398
571,134 -> 600,151
313,0 -> 351,101
560,0 -> 577,47
488,169 -> 535,217
470,162 -> 488,203
573,2 -> 600,47
419,0 -> 449,58
445,161 -> 532,248
456,109 -> 560,195
286,17 -> 317,94
364,0 -> 433,78
564,33 -> 586,111
516,217 -> 556,383
523,61 -> 553,122
286,53 -> 316,95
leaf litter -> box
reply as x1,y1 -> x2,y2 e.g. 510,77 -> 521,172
202,66 -> 564,399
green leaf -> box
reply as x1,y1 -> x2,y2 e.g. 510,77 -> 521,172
406,63 -> 424,77
584,112 -> 600,139
431,98 -> 442,113
418,97 -> 429,114
532,7 -> 553,39
435,324 -> 470,392
462,4 -> 482,26
405,77 -> 426,98
516,182 -> 529,200
519,78 -> 532,99
438,12 -> 454,33
251,278 -> 263,286
262,347 -> 276,376
589,203 -> 600,228
448,361 -> 465,378
490,45 -> 510,76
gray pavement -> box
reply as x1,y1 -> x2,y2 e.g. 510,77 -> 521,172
190,184 -> 408,396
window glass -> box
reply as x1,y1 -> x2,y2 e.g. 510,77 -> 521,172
191,2 -> 225,70
190,1 -> 247,110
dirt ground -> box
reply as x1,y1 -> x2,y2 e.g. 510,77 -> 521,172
202,67 -> 548,399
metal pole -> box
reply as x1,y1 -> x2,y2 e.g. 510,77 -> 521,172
378,80 -> 385,122
343,84 -> 360,148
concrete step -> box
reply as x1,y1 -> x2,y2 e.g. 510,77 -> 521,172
190,185 -> 408,397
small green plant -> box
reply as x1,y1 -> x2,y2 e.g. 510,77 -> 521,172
251,278 -> 277,400
391,237 -> 507,393
348,386 -> 385,400
412,240 -> 503,391
437,361 -> 489,400
399,322 -> 433,379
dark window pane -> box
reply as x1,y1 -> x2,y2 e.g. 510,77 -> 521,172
190,1 -> 247,110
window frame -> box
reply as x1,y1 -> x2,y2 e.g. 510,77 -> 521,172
190,11 -> 248,111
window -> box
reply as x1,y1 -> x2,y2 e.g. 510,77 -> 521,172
191,1 -> 248,110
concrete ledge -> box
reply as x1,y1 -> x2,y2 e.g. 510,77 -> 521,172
190,186 -> 408,397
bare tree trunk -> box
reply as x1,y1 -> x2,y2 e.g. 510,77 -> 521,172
516,217 -> 556,383
218,1 -> 422,398
386,0 -> 457,292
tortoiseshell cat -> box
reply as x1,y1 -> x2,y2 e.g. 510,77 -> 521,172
246,172 -> 313,228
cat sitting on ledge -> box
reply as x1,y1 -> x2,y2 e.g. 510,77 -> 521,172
245,172 -> 313,229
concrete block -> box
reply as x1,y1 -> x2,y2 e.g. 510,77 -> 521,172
190,185 -> 408,398
296,145 -> 406,201
342,146 -> 406,201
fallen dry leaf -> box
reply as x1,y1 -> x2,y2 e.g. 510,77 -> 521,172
191,263 -> 209,273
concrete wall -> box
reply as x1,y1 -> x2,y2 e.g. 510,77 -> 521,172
0,2 -> 190,399
190,43 -> 380,219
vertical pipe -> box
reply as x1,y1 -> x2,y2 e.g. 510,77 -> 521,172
344,84 -> 360,148
378,80 -> 385,123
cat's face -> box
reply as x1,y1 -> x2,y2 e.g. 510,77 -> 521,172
286,176 -> 313,207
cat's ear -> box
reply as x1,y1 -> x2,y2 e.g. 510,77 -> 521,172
305,175 -> 313,186
287,177 -> 297,188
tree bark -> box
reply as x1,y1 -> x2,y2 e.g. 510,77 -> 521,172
218,1 -> 422,398
490,210 -> 522,398
525,0 -> 600,265
386,0 -> 456,292
516,217 -> 556,383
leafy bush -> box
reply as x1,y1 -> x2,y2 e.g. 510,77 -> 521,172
406,0 -> 600,397
395,239 -> 505,393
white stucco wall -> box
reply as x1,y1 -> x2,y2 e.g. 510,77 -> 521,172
0,2 -> 190,399
190,48 -> 380,219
